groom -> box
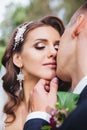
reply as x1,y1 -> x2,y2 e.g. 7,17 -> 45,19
24,1 -> 87,130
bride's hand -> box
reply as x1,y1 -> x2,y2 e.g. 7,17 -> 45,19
29,77 -> 58,114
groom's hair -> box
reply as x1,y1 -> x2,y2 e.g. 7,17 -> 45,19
68,1 -> 87,26
80,1 -> 87,11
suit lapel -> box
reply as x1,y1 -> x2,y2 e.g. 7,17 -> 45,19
77,85 -> 87,104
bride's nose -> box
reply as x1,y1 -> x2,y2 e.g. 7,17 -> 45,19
47,46 -> 57,58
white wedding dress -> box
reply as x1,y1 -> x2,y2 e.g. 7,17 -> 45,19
0,66 -> 8,130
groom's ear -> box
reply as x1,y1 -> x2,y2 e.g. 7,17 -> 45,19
71,14 -> 85,38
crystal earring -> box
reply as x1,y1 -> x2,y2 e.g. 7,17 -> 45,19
17,68 -> 24,91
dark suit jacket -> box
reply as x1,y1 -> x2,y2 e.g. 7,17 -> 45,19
23,85 -> 87,130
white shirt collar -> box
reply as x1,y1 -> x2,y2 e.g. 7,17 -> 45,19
73,75 -> 87,94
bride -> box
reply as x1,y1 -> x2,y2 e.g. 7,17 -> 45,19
0,15 -> 65,130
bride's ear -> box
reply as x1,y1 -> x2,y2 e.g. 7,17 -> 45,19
71,14 -> 85,38
13,53 -> 23,68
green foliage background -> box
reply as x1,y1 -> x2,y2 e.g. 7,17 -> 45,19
0,47 -> 5,69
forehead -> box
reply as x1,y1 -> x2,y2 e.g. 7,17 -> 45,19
26,25 -> 60,39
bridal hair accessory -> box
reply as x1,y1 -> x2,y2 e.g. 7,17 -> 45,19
17,69 -> 24,91
13,21 -> 33,50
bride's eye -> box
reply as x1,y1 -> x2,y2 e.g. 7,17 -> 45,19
35,42 -> 45,50
54,41 -> 60,51
54,44 -> 59,51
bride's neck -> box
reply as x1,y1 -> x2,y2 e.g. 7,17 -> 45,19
23,77 -> 39,106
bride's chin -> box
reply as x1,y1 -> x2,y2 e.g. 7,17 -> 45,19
43,76 -> 57,81
40,72 -> 57,80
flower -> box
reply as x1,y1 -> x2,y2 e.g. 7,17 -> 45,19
42,91 -> 79,130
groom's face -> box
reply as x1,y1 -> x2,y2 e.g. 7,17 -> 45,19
56,11 -> 87,82
56,23 -> 76,82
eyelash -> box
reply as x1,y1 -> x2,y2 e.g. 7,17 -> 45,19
35,46 -> 45,50
55,48 -> 58,51
34,42 -> 59,51
35,46 -> 59,51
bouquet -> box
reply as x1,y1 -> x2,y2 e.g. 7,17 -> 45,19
42,91 -> 79,130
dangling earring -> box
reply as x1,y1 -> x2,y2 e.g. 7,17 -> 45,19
17,68 -> 24,91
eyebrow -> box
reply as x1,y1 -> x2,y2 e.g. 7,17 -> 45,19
34,39 -> 48,42
34,38 -> 60,44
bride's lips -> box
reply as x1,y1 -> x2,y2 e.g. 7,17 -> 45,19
43,62 -> 57,69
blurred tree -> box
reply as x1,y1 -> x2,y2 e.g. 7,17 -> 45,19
11,0 -> 52,27
50,0 -> 85,24
0,0 -> 52,46
0,0 -> 86,46
25,0 -> 52,20
64,0 -> 85,23
0,3 -> 17,45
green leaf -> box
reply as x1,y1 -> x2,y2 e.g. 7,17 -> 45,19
41,125 -> 51,130
57,91 -> 79,113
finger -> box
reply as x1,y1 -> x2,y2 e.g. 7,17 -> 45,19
30,90 -> 33,98
29,90 -> 33,102
44,80 -> 50,92
44,85 -> 50,92
49,77 -> 58,95
45,80 -> 50,86
34,79 -> 47,92
28,91 -> 33,112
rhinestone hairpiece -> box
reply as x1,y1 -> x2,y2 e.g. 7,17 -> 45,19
13,21 -> 33,50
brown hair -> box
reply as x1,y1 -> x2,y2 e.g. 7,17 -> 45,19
2,15 -> 64,123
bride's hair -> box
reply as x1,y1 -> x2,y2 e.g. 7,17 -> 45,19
2,15 -> 64,123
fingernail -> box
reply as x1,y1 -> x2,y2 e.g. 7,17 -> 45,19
52,77 -> 58,83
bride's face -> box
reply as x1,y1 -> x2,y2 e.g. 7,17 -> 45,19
15,26 -> 60,80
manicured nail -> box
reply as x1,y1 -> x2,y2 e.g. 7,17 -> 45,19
52,77 -> 58,83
